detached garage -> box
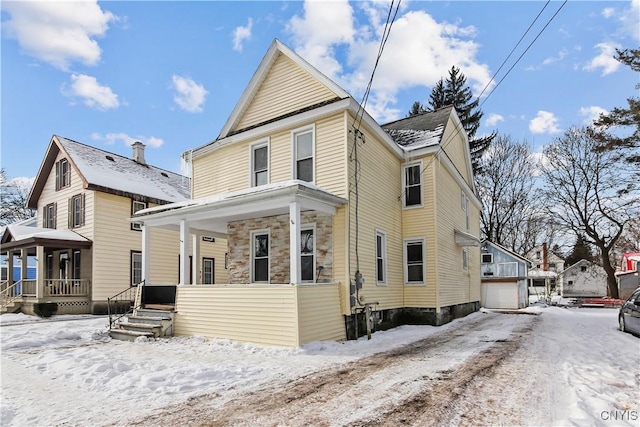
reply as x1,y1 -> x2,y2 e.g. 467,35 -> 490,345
480,241 -> 529,310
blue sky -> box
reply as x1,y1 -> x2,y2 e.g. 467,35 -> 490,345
1,0 -> 638,183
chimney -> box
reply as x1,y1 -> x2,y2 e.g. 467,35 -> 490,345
132,141 -> 146,165
542,242 -> 548,271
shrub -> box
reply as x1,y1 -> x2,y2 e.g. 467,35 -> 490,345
34,302 -> 58,318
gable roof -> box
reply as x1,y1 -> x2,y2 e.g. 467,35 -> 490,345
1,224 -> 91,251
381,106 -> 453,151
481,240 -> 530,264
217,39 -> 350,140
27,136 -> 190,208
559,259 -> 602,275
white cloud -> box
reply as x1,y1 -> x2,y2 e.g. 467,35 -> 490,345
232,18 -> 253,52
601,7 -> 615,18
91,133 -> 164,148
486,114 -> 504,127
583,42 -> 621,75
1,1 -> 116,71
542,50 -> 568,66
529,111 -> 561,135
579,106 -> 607,125
285,0 -> 492,123
171,75 -> 208,113
64,74 -> 120,110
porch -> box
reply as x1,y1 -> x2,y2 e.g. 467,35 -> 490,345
1,225 -> 93,315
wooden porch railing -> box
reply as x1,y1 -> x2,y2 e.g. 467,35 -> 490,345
1,279 -> 23,308
21,280 -> 37,296
44,279 -> 90,297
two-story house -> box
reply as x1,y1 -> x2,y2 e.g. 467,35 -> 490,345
133,39 -> 482,347
526,243 -> 565,299
480,241 -> 529,309
0,136 -> 226,315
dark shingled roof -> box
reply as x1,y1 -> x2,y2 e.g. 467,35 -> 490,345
381,106 -> 454,151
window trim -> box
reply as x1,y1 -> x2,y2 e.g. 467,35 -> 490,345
250,139 -> 270,187
291,124 -> 316,183
402,160 -> 424,209
463,248 -> 469,271
72,250 -> 81,280
462,191 -> 470,231
69,193 -> 85,229
251,229 -> 270,283
55,158 -> 71,191
130,251 -> 142,286
131,200 -> 147,231
497,261 -> 518,278
375,229 -> 387,285
481,253 -> 493,264
403,237 -> 426,285
300,224 -> 316,283
202,257 -> 215,285
43,202 -> 57,229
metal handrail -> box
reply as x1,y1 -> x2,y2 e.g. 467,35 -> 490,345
107,280 -> 145,329
1,279 -> 23,309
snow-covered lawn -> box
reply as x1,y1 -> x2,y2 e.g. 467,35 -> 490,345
1,307 -> 638,426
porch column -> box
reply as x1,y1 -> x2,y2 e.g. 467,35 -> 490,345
179,219 -> 190,285
7,251 -> 14,284
192,233 -> 201,285
20,249 -> 28,283
141,225 -> 151,284
35,246 -> 45,298
289,201 -> 301,285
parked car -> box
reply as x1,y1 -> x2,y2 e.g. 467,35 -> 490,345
619,287 -> 640,336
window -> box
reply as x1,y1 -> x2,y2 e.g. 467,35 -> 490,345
131,200 -> 147,231
376,230 -> 387,284
68,194 -> 85,228
293,127 -> 314,182
568,280 -> 574,286
301,227 -> 315,282
403,163 -> 422,207
497,262 -> 518,277
43,203 -> 56,229
72,250 -> 81,280
252,231 -> 269,282
463,248 -> 469,270
548,262 -> 556,270
481,253 -> 493,264
46,253 -> 53,279
55,158 -> 71,190
131,251 -> 142,285
404,239 -> 425,284
462,192 -> 470,230
202,258 -> 215,284
535,251 -> 541,260
580,265 -> 587,272
251,142 -> 269,186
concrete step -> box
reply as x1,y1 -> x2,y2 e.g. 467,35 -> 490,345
109,329 -> 154,342
127,315 -> 170,326
136,308 -> 173,320
118,322 -> 163,336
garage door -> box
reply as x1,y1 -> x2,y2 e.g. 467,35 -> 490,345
481,282 -> 519,309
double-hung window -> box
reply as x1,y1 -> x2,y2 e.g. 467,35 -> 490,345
68,194 -> 85,228
403,163 -> 422,207
404,238 -> 425,284
55,158 -> 70,190
300,227 -> 315,282
293,127 -> 314,182
131,200 -> 147,231
43,203 -> 56,229
131,251 -> 142,285
462,192 -> 470,230
252,231 -> 269,283
376,230 -> 386,284
251,141 -> 269,187
72,250 -> 81,280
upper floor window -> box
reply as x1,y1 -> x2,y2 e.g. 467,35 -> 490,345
43,203 -> 56,229
481,253 -> 493,264
376,230 -> 386,284
55,158 -> 71,191
462,192 -> 470,230
251,141 -> 269,187
497,262 -> 518,277
131,200 -> 147,231
68,194 -> 85,228
403,163 -> 422,207
293,127 -> 314,182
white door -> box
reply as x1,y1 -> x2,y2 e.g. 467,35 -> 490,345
481,282 -> 519,309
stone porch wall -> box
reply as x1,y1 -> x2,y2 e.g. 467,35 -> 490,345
227,211 -> 333,284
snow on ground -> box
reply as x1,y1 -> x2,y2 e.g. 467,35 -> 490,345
1,307 -> 638,426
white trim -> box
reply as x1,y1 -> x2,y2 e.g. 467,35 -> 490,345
497,262 -> 518,278
249,138 -> 270,187
403,237 -> 426,285
300,223 -> 316,283
291,124 -> 316,183
251,228 -> 270,283
481,252 -> 493,264
202,258 -> 214,285
463,248 -> 469,270
402,160 -> 424,209
375,229 -> 387,285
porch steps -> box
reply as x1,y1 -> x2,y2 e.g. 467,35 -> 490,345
109,307 -> 174,341
0,301 -> 22,314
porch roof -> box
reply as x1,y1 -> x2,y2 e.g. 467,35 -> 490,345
0,225 -> 92,252
134,180 -> 347,234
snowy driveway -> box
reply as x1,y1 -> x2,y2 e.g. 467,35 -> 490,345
1,307 -> 639,426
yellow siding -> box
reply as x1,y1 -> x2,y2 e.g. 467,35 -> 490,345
332,206 -> 349,314
345,114 -> 405,311
315,114 -> 349,198
297,284 -> 346,344
174,285 -> 299,347
440,118 -> 473,188
235,53 -> 338,132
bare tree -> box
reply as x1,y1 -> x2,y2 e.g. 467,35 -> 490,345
476,134 -> 552,255
0,169 -> 36,226
540,127 -> 639,299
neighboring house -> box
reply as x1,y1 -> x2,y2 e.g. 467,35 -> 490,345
133,39 -> 482,347
526,243 -> 565,298
480,241 -> 529,309
560,259 -> 608,298
0,136 -> 226,315
616,252 -> 640,300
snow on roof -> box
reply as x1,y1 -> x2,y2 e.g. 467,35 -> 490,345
381,106 -> 452,151
7,225 -> 90,243
384,127 -> 444,151
58,137 -> 190,203
528,269 -> 557,279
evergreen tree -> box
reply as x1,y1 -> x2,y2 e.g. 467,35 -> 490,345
407,101 -> 426,117
408,66 -> 496,172
564,234 -> 595,267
